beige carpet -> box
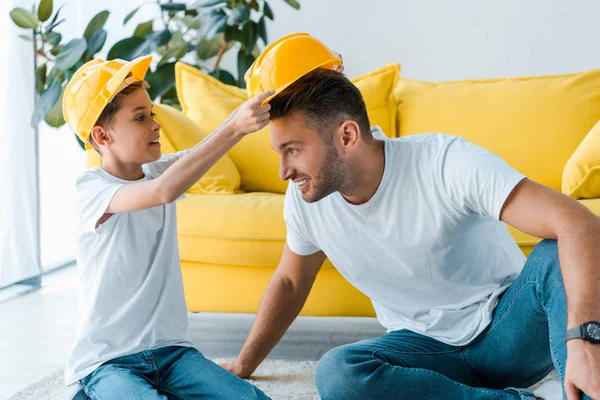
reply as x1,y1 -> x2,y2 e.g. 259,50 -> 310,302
7,359 -> 318,400
8,359 -> 558,400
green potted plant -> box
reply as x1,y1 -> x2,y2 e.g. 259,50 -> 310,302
10,0 -> 301,148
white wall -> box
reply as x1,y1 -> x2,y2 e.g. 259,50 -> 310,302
228,0 -> 600,80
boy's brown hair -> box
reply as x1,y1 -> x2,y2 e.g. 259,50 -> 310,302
88,79 -> 150,154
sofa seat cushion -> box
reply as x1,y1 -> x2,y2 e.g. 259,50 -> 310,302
177,192 -> 287,267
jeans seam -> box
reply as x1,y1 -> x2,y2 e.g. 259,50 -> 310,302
159,387 -> 190,400
82,384 -> 103,400
519,361 -> 555,388
467,281 -> 539,347
458,349 -> 484,387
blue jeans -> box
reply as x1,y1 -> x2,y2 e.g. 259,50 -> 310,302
78,346 -> 269,400
315,240 -> 592,400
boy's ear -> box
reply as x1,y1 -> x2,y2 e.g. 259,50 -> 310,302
90,126 -> 112,146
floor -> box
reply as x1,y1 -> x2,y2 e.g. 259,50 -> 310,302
0,266 -> 385,399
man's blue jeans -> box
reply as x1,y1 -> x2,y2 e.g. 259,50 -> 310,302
78,346 -> 269,399
315,240 -> 592,400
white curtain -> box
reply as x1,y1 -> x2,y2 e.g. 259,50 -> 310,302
0,0 -> 40,287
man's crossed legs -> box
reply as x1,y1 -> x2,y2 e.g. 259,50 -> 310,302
316,240 -> 589,400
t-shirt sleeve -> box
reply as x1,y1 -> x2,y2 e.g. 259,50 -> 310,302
143,149 -> 189,180
74,170 -> 125,234
283,184 -> 320,256
440,136 -> 526,220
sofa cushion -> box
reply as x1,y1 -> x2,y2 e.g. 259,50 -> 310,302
394,69 -> 600,191
176,192 -> 286,267
562,120 -> 600,199
175,62 -> 400,194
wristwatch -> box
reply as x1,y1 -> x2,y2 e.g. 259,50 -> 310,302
566,321 -> 600,343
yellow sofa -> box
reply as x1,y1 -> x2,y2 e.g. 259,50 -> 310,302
87,64 -> 600,317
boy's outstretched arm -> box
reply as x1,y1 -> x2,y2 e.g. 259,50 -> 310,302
105,90 -> 274,214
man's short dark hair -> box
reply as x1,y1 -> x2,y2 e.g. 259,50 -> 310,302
269,68 -> 371,142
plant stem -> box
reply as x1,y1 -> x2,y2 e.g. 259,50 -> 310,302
213,41 -> 229,70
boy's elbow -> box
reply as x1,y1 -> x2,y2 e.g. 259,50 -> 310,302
155,180 -> 178,205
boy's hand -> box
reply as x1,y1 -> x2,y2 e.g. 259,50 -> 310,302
332,50 -> 344,73
232,90 -> 275,136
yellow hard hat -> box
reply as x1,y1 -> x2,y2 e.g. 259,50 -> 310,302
245,33 -> 342,104
62,56 -> 152,150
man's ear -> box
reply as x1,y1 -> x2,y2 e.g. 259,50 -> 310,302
90,126 -> 112,146
336,120 -> 360,152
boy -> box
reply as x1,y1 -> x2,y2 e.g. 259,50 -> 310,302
62,55 -> 274,399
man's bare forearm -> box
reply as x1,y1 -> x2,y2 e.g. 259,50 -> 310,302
236,273 -> 312,375
557,209 -> 600,328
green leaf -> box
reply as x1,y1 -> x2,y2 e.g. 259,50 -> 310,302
160,3 -> 187,11
56,38 -> 87,71
145,62 -> 176,100
263,2 -> 274,20
196,37 -> 221,60
107,36 -> 145,60
133,21 -> 153,38
44,85 -> 66,128
190,0 -> 227,8
31,80 -> 61,127
182,15 -> 201,30
229,5 -> 250,25
237,51 -> 255,88
283,0 -> 300,10
206,13 -> 228,40
123,7 -> 140,25
74,132 -> 85,150
35,64 -> 47,95
157,42 -> 188,66
38,0 -> 53,22
50,44 -> 64,56
10,8 -> 40,29
241,20 -> 257,51
46,18 -> 65,32
257,16 -> 267,44
18,34 -> 33,42
248,1 -> 259,11
45,31 -> 62,46
86,29 -> 107,56
251,45 -> 261,59
209,68 -> 236,85
47,3 -> 64,31
83,11 -> 109,40
108,30 -> 171,61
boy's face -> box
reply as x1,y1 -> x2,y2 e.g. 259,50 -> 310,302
101,88 -> 162,165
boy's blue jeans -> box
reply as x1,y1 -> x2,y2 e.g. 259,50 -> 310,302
77,346 -> 269,399
316,240 -> 592,400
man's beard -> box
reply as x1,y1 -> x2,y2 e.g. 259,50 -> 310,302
302,144 -> 347,203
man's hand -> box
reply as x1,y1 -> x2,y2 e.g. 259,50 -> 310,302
565,340 -> 600,399
220,359 -> 252,379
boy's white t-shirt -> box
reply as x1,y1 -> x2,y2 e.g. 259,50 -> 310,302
284,129 -> 527,346
64,150 -> 194,387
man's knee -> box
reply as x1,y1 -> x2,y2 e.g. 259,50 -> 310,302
315,345 -> 371,400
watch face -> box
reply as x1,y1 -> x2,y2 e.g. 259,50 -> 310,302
586,322 -> 600,340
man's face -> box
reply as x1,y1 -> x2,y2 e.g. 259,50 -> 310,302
271,113 -> 346,203
102,88 -> 162,164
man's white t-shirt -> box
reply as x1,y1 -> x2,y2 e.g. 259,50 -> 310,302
64,150 -> 194,387
284,128 -> 527,346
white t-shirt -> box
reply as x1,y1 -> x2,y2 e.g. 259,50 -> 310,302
64,150 -> 194,387
284,128 -> 527,346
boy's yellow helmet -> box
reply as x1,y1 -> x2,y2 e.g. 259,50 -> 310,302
244,33 -> 341,105
62,56 -> 152,149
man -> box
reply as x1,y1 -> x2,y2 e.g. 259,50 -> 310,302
223,65 -> 600,400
